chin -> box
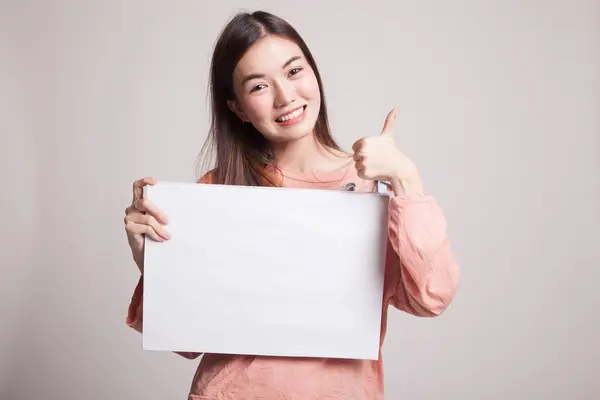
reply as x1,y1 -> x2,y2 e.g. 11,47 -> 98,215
266,130 -> 311,144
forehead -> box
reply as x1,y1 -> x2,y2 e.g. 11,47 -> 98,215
234,35 -> 303,77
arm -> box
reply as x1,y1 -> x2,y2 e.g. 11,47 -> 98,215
124,170 -> 216,359
383,191 -> 460,317
349,105 -> 460,316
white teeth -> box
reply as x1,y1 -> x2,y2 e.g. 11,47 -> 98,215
276,107 -> 304,122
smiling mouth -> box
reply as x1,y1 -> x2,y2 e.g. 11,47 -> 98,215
275,106 -> 306,123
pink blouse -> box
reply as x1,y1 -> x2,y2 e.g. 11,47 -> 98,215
126,163 -> 460,400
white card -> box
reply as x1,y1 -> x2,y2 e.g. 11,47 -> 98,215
142,181 -> 389,360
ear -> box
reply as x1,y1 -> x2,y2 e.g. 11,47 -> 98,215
227,100 -> 248,122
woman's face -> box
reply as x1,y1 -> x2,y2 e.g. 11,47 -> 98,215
229,35 -> 321,143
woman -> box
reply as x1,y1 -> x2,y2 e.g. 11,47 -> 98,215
123,10 -> 459,400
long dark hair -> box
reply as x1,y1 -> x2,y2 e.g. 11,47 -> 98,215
197,10 -> 342,186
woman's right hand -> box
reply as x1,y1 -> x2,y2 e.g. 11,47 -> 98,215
124,177 -> 171,272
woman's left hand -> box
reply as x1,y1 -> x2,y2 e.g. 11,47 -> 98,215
351,108 -> 424,196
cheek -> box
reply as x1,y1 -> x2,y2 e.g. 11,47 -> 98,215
295,74 -> 320,100
242,95 -> 273,121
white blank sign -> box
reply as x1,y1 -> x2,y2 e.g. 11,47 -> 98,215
142,181 -> 389,360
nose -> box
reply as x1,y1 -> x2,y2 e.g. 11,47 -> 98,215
274,78 -> 296,108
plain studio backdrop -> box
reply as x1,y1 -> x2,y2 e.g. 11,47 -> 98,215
1,0 -> 598,399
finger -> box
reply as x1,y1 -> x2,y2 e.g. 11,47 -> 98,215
354,160 -> 365,172
352,138 -> 365,153
355,166 -> 366,180
381,107 -> 398,135
134,198 -> 168,224
126,212 -> 171,239
352,152 -> 364,162
141,214 -> 171,239
125,209 -> 170,236
132,177 -> 156,203
142,224 -> 166,242
125,217 -> 170,241
125,220 -> 164,242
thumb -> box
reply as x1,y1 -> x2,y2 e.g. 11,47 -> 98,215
381,107 -> 398,135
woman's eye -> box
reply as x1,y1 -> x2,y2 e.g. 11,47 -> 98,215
289,67 -> 302,76
250,84 -> 267,93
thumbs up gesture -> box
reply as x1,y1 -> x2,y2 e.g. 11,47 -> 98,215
351,108 -> 424,196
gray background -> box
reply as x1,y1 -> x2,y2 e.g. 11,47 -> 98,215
1,0 -> 598,399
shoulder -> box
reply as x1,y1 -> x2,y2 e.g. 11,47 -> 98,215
197,169 -> 217,184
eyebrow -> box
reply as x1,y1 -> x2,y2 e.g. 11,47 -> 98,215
240,55 -> 303,86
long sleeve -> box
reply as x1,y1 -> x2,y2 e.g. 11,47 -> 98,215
383,192 -> 460,317
125,275 -> 202,360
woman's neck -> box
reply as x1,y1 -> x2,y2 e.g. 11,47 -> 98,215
271,132 -> 350,174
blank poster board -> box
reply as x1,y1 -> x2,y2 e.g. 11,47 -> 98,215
142,181 -> 390,360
